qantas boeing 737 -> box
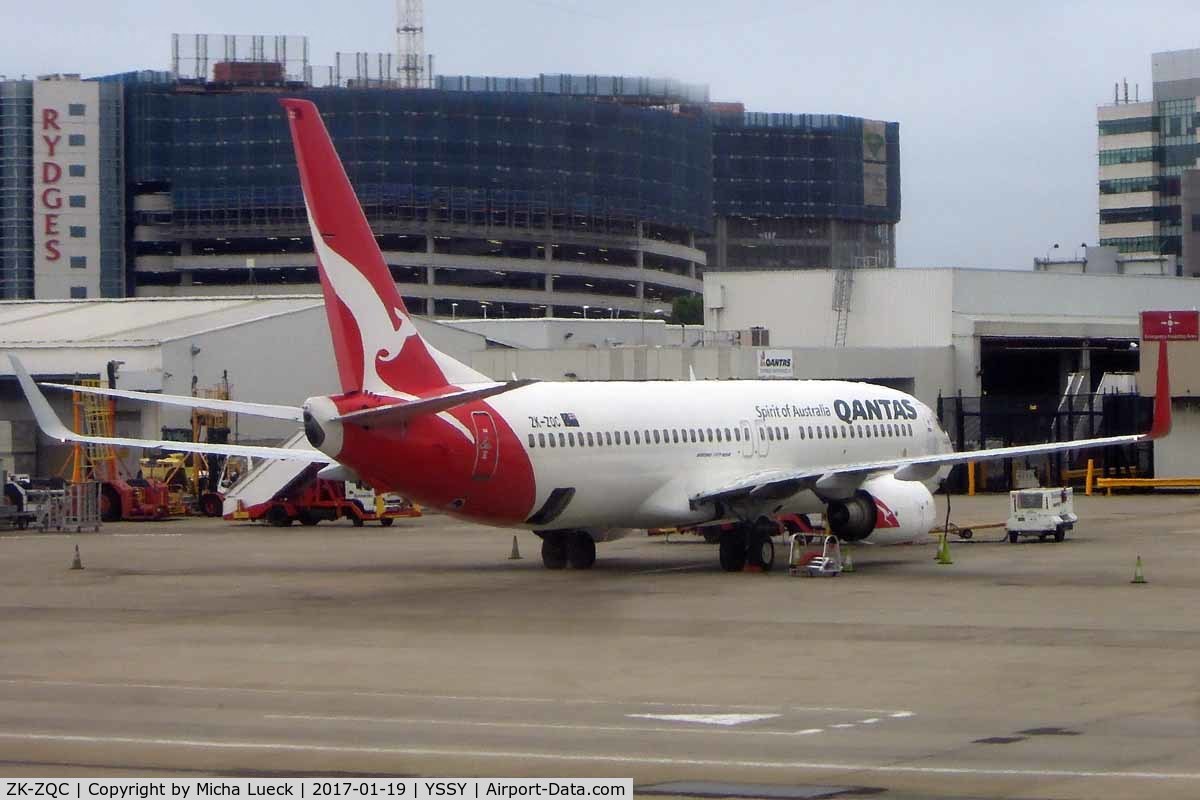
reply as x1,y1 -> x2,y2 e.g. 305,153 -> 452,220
8,98 -> 1172,572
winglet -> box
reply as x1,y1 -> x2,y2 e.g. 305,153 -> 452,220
8,354 -> 75,442
1147,340 -> 1172,439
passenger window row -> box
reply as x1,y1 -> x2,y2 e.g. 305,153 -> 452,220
800,422 -> 914,440
525,422 -> 913,449
528,424 -> 755,449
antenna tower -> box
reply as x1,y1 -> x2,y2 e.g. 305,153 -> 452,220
396,0 -> 426,88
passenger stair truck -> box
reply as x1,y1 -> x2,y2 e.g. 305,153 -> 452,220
223,432 -> 419,527
223,431 -> 313,521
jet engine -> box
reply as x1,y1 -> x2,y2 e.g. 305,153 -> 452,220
301,395 -> 344,458
825,474 -> 935,545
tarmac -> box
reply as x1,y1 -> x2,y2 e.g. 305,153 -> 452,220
2,493 -> 1200,799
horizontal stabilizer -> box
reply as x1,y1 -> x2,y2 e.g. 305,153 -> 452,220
40,381 -> 303,422
336,379 -> 536,429
9,354 -> 326,464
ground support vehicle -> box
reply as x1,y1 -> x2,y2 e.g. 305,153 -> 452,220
1006,487 -> 1077,543
227,467 -> 420,527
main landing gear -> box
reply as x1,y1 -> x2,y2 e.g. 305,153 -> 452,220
718,518 -> 777,573
539,530 -> 596,570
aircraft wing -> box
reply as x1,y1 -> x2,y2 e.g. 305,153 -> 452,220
10,355 -> 327,464
690,432 -> 1145,507
39,381 -> 303,422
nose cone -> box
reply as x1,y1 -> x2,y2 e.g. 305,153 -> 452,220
302,396 -> 345,458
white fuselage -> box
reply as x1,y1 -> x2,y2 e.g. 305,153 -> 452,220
485,379 -> 952,532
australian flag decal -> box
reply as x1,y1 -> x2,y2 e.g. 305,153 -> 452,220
560,412 -> 580,427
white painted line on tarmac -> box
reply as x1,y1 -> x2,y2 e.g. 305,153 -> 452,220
626,713 -> 780,726
1,731 -> 1199,781
789,705 -> 915,715
0,678 -> 776,711
266,713 -> 818,737
831,724 -> 856,729
860,718 -> 880,724
634,563 -> 712,575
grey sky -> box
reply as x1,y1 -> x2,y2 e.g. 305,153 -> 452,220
5,1 -> 1200,269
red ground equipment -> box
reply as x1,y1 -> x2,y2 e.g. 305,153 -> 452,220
66,374 -> 170,522
226,464 -> 420,527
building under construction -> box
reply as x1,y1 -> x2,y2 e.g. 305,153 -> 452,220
0,29 -> 900,314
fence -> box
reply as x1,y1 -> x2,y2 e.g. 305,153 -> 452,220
937,392 -> 1154,493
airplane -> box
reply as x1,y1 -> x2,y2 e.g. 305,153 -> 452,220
7,98 -> 1172,573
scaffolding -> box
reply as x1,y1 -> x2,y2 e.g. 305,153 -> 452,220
171,33 -> 310,83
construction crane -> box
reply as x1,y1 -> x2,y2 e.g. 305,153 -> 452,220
396,0 -> 426,88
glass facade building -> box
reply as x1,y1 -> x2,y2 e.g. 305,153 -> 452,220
0,77 -> 124,299
1097,49 -> 1200,275
0,81 -> 33,299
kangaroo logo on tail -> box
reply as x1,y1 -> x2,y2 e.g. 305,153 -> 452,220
283,98 -> 488,397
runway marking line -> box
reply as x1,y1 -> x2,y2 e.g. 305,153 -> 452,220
267,714 -> 821,738
625,713 -> 780,726
0,731 -> 1198,781
0,678 -> 780,711
0,678 -> 915,718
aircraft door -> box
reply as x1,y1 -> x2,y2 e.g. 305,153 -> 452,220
739,420 -> 754,457
470,410 -> 499,480
754,421 -> 770,457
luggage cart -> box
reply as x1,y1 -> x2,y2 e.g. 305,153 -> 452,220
42,483 -> 102,533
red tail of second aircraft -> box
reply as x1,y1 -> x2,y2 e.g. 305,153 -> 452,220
282,98 -> 486,397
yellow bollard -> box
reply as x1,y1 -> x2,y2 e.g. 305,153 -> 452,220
967,462 -> 976,496
1085,459 -> 1095,497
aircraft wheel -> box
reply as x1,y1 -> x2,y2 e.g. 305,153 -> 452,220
267,506 -> 292,527
566,532 -> 596,569
100,485 -> 122,522
747,532 -> 775,572
718,531 -> 746,572
541,533 -> 567,569
199,493 -> 223,518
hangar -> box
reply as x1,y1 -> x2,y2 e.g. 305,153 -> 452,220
0,297 -> 487,476
3,267 -> 1199,481
703,267 -> 1200,477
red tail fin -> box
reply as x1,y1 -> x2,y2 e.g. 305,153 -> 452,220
1147,340 -> 1172,439
282,98 -> 482,395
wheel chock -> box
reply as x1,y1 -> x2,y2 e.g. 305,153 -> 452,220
1131,554 -> 1147,584
70,545 -> 84,571
508,535 -> 522,560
